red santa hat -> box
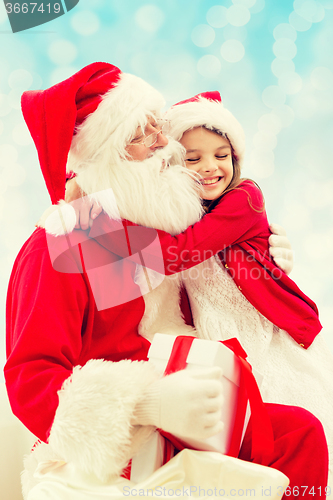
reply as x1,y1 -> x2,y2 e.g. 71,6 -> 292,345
164,91 -> 245,165
22,62 -> 165,204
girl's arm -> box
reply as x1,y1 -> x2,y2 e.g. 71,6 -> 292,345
88,181 -> 269,275
66,179 -> 293,274
147,181 -> 268,275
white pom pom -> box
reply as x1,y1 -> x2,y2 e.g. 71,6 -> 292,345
38,201 -> 77,236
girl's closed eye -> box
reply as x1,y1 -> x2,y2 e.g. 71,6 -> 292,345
185,157 -> 200,162
180,127 -> 234,201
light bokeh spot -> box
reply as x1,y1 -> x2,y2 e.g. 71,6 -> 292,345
311,66 -> 333,91
250,149 -> 275,178
227,5 -> 251,26
2,163 -> 26,187
258,113 -> 282,134
273,23 -> 297,42
0,144 -> 18,166
31,72 -> 43,90
304,180 -> 333,209
2,193 -> 28,224
293,0 -> 325,23
48,40 -> 78,66
8,69 -> 33,90
206,5 -> 229,28
320,0 -> 333,8
12,122 -> 33,146
191,25 -> 215,47
289,11 -> 312,31
135,5 -> 165,32
293,90 -> 318,119
0,120 -> 3,136
232,0 -> 256,7
197,55 -> 221,77
253,131 -> 278,150
273,39 -> 297,60
71,11 -> 100,35
271,105 -> 295,128
297,141 -> 323,176
262,85 -> 286,108
0,181 -> 7,196
278,71 -> 303,94
50,67 -> 78,86
271,58 -> 295,78
223,25 -> 248,42
250,0 -> 265,13
220,40 -> 245,62
304,231 -> 333,262
0,94 -> 11,117
8,89 -> 22,110
281,203 -> 310,231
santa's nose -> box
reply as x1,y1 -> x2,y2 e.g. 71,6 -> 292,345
152,131 -> 168,150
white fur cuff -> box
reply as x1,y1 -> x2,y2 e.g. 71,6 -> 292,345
48,359 -> 158,482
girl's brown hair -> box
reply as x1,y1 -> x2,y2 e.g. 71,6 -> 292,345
201,128 -> 264,214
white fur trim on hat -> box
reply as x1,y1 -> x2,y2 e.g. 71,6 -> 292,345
164,97 -> 245,166
68,73 -> 166,172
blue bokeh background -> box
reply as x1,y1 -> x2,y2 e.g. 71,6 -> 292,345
1,0 -> 333,375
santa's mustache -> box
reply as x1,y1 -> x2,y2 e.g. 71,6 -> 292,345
123,137 -> 186,172
86,137 -> 203,235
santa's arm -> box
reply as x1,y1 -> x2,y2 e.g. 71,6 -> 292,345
5,239 -> 158,482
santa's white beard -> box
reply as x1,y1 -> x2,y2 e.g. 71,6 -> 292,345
76,138 -> 204,234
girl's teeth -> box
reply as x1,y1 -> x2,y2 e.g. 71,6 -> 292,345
202,178 -> 220,185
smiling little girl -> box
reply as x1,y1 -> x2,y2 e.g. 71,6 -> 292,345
62,90 -> 333,482
162,92 -> 333,481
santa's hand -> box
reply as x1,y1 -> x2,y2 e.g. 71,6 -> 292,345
268,223 -> 294,275
134,367 -> 224,440
65,178 -> 102,230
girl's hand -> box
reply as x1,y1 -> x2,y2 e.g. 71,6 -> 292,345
268,223 -> 294,275
65,178 -> 102,230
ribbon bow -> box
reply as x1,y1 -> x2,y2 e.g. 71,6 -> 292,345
159,336 -> 274,464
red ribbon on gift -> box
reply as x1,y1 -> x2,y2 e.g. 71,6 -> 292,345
159,335 -> 274,464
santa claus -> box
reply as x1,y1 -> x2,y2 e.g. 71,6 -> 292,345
4,62 -> 328,499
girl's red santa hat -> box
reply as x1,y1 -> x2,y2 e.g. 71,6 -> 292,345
164,91 -> 245,166
21,62 -> 165,204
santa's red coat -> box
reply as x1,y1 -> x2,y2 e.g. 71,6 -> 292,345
5,180 -> 326,493
5,226 -> 151,441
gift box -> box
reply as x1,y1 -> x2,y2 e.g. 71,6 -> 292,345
130,431 -> 170,484
131,334 -> 272,483
148,333 -> 244,455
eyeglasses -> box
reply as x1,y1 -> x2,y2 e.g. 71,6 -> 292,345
130,119 -> 171,148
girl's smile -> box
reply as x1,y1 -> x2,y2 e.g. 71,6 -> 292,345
179,127 -> 234,201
